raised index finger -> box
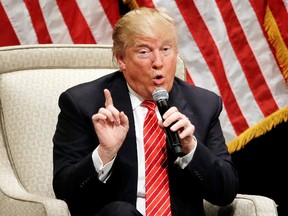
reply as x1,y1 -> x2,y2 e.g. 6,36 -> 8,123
104,89 -> 113,107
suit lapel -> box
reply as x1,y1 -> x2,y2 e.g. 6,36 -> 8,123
169,80 -> 189,115
108,73 -> 138,203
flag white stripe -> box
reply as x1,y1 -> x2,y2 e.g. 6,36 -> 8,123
75,0 -> 113,44
2,0 -> 38,44
39,0 -> 73,43
219,109 -> 237,142
284,0 -> 288,11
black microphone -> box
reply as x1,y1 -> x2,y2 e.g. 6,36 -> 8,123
152,88 -> 184,157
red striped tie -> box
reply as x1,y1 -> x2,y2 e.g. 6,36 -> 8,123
142,100 -> 172,216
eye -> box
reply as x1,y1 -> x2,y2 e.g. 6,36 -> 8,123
162,47 -> 172,56
136,49 -> 150,59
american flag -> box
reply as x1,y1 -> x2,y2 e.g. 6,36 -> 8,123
1,0 -> 287,153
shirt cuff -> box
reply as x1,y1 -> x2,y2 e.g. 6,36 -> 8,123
92,146 -> 115,182
174,135 -> 197,169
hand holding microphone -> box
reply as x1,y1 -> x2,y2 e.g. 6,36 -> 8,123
152,88 -> 186,157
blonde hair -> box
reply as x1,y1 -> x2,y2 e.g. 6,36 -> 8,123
112,7 -> 178,58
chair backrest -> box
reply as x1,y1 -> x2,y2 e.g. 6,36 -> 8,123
0,44 -> 186,198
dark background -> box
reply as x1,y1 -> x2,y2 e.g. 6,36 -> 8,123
231,121 -> 288,216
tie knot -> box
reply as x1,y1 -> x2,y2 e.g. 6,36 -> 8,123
141,100 -> 156,111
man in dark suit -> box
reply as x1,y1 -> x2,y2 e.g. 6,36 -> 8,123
53,7 -> 238,216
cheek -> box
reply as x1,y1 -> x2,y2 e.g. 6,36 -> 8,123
126,70 -> 145,84
127,58 -> 151,74
123,56 -> 153,82
164,58 -> 177,74
123,67 -> 150,88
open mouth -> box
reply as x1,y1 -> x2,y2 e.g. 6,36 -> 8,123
155,75 -> 163,79
153,75 -> 164,84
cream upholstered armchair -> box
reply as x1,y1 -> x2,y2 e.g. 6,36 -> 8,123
0,44 -> 278,216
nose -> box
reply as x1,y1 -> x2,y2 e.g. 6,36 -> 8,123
152,51 -> 163,69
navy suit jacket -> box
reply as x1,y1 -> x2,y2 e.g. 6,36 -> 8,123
53,71 -> 238,216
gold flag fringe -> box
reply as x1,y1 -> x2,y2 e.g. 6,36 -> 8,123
264,6 -> 288,84
227,106 -> 288,154
122,0 -> 139,10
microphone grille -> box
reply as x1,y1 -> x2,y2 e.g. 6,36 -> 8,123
152,88 -> 169,102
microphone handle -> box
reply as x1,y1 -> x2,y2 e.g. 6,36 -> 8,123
156,100 -> 185,157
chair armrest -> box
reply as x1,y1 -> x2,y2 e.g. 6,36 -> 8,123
0,137 -> 70,216
204,194 -> 278,216
0,191 -> 70,216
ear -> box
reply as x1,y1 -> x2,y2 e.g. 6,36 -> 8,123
116,53 -> 126,71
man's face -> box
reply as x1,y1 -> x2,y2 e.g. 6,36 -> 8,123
116,36 -> 178,100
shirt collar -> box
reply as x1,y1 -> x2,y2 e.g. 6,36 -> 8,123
127,84 -> 144,111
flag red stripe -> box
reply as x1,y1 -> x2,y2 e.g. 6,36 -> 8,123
216,0 -> 279,116
268,0 -> 288,46
175,0 -> 249,135
185,69 -> 194,86
136,0 -> 155,8
23,0 -> 52,44
99,0 -> 120,27
56,0 -> 96,44
0,3 -> 20,46
249,0 -> 266,21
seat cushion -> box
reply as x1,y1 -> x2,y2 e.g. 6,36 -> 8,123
204,194 -> 278,216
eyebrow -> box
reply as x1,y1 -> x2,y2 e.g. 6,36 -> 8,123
133,39 -> 175,49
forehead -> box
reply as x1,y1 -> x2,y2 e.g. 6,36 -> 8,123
130,36 -> 176,48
